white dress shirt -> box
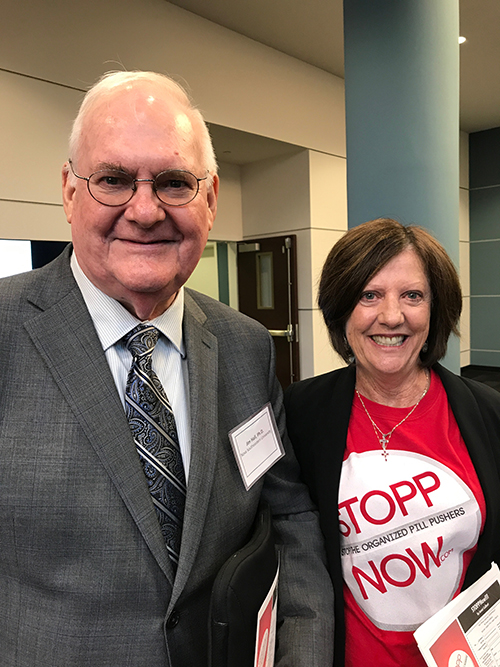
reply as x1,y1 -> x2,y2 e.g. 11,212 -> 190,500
70,254 -> 191,479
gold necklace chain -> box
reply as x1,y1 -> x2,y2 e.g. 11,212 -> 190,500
355,371 -> 430,461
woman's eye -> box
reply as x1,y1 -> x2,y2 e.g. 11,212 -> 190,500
406,291 -> 422,300
361,291 -> 376,301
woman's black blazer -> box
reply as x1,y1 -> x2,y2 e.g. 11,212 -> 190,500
285,363 -> 500,667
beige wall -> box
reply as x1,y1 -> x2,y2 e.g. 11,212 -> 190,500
240,149 -> 348,379
0,69 -> 74,241
2,0 -> 345,157
0,0 -> 346,166
211,163 -> 243,242
185,242 -> 219,298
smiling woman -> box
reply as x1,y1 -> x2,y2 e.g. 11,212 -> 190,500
344,247 -> 431,403
285,218 -> 500,667
318,218 -> 462,373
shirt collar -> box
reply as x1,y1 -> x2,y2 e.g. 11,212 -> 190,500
70,253 -> 185,356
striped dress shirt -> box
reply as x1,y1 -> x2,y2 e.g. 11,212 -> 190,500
70,253 -> 191,479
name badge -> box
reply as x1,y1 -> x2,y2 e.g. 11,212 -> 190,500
229,403 -> 285,490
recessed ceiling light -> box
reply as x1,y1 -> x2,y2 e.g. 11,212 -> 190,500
459,36 -> 467,44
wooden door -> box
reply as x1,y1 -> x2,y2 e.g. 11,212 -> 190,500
237,235 -> 299,389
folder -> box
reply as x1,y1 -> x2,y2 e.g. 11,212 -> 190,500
209,502 -> 279,667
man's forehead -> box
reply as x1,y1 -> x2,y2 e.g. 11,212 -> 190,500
87,85 -> 191,132
77,86 -> 202,169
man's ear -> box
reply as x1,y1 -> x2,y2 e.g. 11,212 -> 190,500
206,173 -> 219,231
61,163 -> 75,224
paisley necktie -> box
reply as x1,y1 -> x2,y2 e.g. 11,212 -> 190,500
124,324 -> 186,569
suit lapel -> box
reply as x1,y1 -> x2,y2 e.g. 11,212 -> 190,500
23,253 -> 174,583
170,291 -> 218,604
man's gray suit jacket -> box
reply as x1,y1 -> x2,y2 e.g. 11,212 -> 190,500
0,246 -> 334,667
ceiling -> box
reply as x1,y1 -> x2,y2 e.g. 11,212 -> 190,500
168,0 -> 500,136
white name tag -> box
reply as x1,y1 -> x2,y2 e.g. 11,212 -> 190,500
229,404 -> 285,490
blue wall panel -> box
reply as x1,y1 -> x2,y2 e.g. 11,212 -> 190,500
470,296 -> 500,366
470,240 -> 500,295
470,128 -> 500,189
469,187 -> 500,241
469,128 -> 500,368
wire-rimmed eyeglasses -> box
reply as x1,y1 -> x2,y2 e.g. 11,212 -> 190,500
68,159 -> 208,207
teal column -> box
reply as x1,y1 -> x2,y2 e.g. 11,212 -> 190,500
343,0 -> 460,371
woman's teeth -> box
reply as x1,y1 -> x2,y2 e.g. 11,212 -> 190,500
371,335 -> 405,346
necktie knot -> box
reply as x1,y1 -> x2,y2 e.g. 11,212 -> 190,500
124,324 -> 160,360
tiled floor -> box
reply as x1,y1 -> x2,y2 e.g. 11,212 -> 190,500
461,365 -> 500,393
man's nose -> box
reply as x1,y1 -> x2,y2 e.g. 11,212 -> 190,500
123,180 -> 166,226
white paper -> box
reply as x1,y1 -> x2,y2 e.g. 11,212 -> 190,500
254,561 -> 280,667
414,562 -> 500,667
229,403 -> 285,490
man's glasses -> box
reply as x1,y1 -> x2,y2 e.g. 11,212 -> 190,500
68,159 -> 207,207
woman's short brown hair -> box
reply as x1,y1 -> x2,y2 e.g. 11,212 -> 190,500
318,218 -> 462,367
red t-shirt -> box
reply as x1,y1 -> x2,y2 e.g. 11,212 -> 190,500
341,370 -> 485,667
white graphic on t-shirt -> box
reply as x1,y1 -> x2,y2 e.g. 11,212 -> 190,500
340,451 -> 481,632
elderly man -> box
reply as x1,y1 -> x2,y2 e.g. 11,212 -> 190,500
0,71 -> 333,666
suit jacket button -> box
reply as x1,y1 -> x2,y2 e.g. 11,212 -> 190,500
166,611 -> 180,629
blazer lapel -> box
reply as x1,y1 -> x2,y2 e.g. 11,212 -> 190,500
436,364 -> 500,587
169,291 -> 219,605
23,256 -> 174,583
314,368 -> 356,557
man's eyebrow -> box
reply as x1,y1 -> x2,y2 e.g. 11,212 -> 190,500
94,161 -> 132,173
92,162 -> 192,175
